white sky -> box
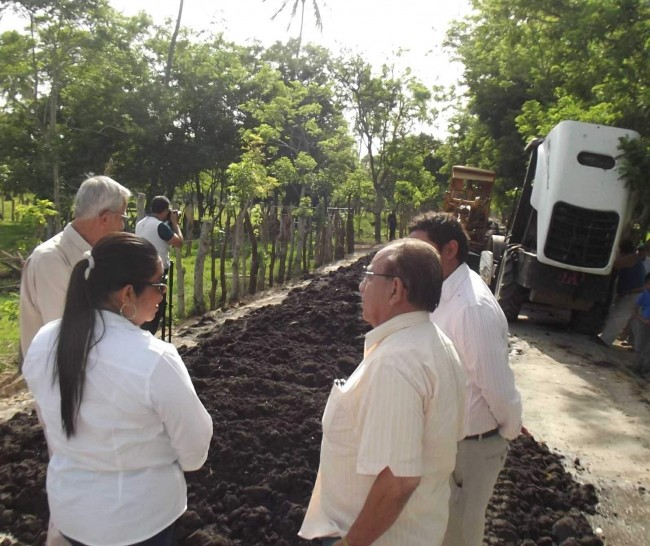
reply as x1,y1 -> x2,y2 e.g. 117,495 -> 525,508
1,0 -> 473,135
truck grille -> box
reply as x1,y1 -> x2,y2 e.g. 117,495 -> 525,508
544,202 -> 619,268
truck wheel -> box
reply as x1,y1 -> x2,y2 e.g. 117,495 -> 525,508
570,302 -> 610,335
495,250 -> 526,321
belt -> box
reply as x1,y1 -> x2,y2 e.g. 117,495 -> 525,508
464,428 -> 500,441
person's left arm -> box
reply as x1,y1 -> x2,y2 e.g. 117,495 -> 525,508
333,467 -> 420,546
461,303 -> 522,439
149,347 -> 213,471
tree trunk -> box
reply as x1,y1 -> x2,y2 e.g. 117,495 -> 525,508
276,208 -> 290,284
268,201 -> 279,288
174,246 -> 185,318
346,199 -> 355,254
164,0 -> 184,86
136,193 -> 146,222
230,204 -> 248,303
245,210 -> 259,295
258,206 -> 270,292
334,211 -> 345,259
219,212 -> 232,307
193,219 -> 212,314
373,191 -> 383,243
209,226 -> 217,310
183,202 -> 194,257
48,66 -> 61,232
287,212 -> 297,279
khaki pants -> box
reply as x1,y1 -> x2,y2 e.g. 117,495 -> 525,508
442,434 -> 508,546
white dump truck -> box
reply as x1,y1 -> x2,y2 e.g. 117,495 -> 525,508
482,120 -> 640,333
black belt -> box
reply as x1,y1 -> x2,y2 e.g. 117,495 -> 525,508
464,428 -> 500,441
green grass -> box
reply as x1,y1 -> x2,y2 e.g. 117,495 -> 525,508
0,212 -> 28,372
0,292 -> 20,371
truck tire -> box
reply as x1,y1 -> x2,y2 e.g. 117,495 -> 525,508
495,250 -> 526,321
570,302 -> 610,335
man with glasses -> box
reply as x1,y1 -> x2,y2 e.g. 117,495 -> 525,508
20,175 -> 131,358
299,239 -> 466,546
408,212 -> 522,546
19,174 -> 131,546
135,196 -> 183,335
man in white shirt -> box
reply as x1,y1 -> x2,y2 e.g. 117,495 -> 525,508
20,175 -> 132,358
299,239 -> 466,546
19,175 -> 131,546
135,196 -> 183,335
409,212 -> 523,546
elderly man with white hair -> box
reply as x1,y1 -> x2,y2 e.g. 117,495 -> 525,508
20,175 -> 132,356
19,175 -> 131,546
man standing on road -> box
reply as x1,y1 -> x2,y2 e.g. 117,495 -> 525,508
599,239 -> 646,346
19,175 -> 131,546
409,212 -> 522,546
387,210 -> 397,241
20,175 -> 132,356
299,239 -> 466,546
135,196 -> 184,335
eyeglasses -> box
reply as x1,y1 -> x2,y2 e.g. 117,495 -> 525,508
142,280 -> 167,294
361,266 -> 407,288
362,269 -> 396,280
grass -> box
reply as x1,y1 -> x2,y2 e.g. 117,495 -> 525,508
0,215 -> 28,372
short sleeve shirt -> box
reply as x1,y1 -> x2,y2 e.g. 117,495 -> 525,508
299,312 -> 466,545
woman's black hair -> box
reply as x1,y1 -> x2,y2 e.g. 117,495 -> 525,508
55,232 -> 160,438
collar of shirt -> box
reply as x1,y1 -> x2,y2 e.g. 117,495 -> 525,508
440,262 -> 471,303
64,222 -> 93,257
364,311 -> 430,357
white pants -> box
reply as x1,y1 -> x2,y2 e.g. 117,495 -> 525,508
600,293 -> 637,345
442,435 -> 509,546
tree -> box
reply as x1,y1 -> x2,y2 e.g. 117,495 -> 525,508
334,55 -> 434,242
263,0 -> 323,57
445,0 -> 650,206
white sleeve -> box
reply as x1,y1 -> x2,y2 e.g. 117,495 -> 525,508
149,349 -> 213,471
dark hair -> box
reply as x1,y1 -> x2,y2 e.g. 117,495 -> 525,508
407,212 -> 470,264
151,196 -> 171,214
382,239 -> 443,312
55,232 -> 160,438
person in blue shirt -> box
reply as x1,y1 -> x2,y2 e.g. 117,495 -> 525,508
631,272 -> 650,375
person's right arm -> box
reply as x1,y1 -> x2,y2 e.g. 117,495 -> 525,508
335,467 -> 420,546
149,349 -> 213,471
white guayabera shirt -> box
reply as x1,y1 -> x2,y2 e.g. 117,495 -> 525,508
300,312 -> 467,546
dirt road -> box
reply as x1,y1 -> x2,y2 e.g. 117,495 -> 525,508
509,317 -> 650,545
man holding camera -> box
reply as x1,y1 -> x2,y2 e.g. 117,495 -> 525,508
135,195 -> 184,335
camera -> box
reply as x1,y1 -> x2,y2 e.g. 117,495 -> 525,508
169,209 -> 180,219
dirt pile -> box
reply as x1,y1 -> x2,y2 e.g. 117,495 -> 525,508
0,257 -> 603,545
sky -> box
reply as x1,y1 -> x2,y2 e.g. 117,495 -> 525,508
122,0 -> 473,135
1,0 -> 473,135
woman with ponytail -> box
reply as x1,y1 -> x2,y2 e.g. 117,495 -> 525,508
22,232 -> 212,546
